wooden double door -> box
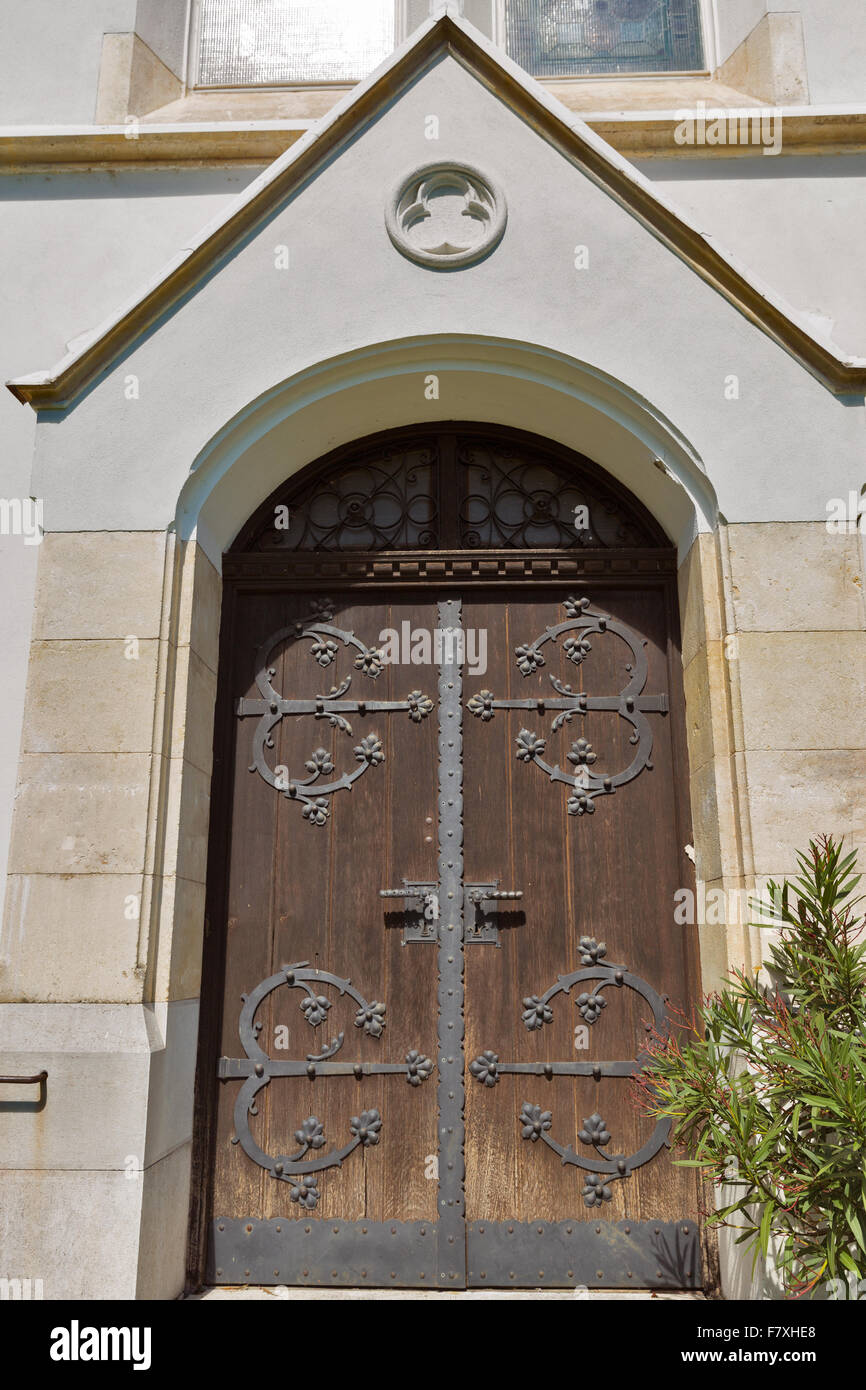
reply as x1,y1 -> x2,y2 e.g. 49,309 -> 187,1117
195,577 -> 702,1290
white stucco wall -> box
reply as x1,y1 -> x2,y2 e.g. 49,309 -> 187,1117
0,0 -> 137,125
798,0 -> 866,105
710,0 -> 866,98
134,0 -> 189,81
641,156 -> 866,355
713,0 -> 767,67
0,166 -> 260,922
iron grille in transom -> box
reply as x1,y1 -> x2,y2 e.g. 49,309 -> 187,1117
239,425 -> 667,554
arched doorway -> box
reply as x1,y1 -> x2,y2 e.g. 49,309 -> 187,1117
187,423 -> 703,1290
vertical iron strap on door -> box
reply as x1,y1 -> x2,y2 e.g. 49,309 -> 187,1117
436,596 -> 467,1286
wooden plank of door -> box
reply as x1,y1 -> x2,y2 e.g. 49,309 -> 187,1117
211,590 -> 285,1230
505,590 -> 580,1224
368,592 -> 439,1226
463,594 -> 519,1224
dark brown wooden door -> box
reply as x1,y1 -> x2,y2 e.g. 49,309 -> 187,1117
462,585 -> 701,1287
206,589 -> 443,1286
200,577 -> 702,1290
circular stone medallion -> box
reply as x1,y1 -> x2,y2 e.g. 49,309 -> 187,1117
386,162 -> 507,269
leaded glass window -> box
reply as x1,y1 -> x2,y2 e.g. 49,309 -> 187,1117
192,1 -> 705,88
503,0 -> 704,77
195,0 -> 399,86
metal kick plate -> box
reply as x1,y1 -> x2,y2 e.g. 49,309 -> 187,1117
209,1220 -> 438,1288
208,1218 -> 702,1289
467,1220 -> 702,1289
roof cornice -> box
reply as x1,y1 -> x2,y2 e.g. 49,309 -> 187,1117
7,7 -> 866,408
0,122 -> 315,171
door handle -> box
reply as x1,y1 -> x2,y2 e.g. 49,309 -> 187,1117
465,882 -> 524,947
466,888 -> 523,905
380,887 -> 439,920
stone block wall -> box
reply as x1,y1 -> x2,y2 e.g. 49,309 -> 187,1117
679,520 -> 866,1298
0,532 -> 220,1299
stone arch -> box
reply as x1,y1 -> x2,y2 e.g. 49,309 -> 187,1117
163,345 -> 744,1032
172,336 -> 720,565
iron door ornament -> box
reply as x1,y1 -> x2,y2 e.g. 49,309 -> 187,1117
466,594 -> 667,818
218,961 -> 434,1210
238,596 -> 433,827
469,936 -> 674,1208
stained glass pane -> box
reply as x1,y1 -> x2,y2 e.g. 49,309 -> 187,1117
197,0 -> 397,86
503,0 -> 704,77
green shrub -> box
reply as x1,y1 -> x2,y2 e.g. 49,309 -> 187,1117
634,836 -> 866,1298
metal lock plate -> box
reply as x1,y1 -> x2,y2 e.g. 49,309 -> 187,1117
465,882 -> 524,946
380,881 -> 439,943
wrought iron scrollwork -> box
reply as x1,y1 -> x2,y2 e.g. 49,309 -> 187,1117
253,443 -> 439,551
219,961 -> 434,1210
469,938 -> 672,1207
457,442 -> 655,549
466,595 -> 668,820
238,598 -> 433,826
242,430 -> 664,557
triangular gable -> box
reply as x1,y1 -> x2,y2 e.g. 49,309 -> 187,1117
7,3 -> 866,407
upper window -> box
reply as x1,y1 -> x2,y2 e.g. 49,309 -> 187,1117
502,0 -> 705,78
192,0 -> 705,89
194,0 -> 400,87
